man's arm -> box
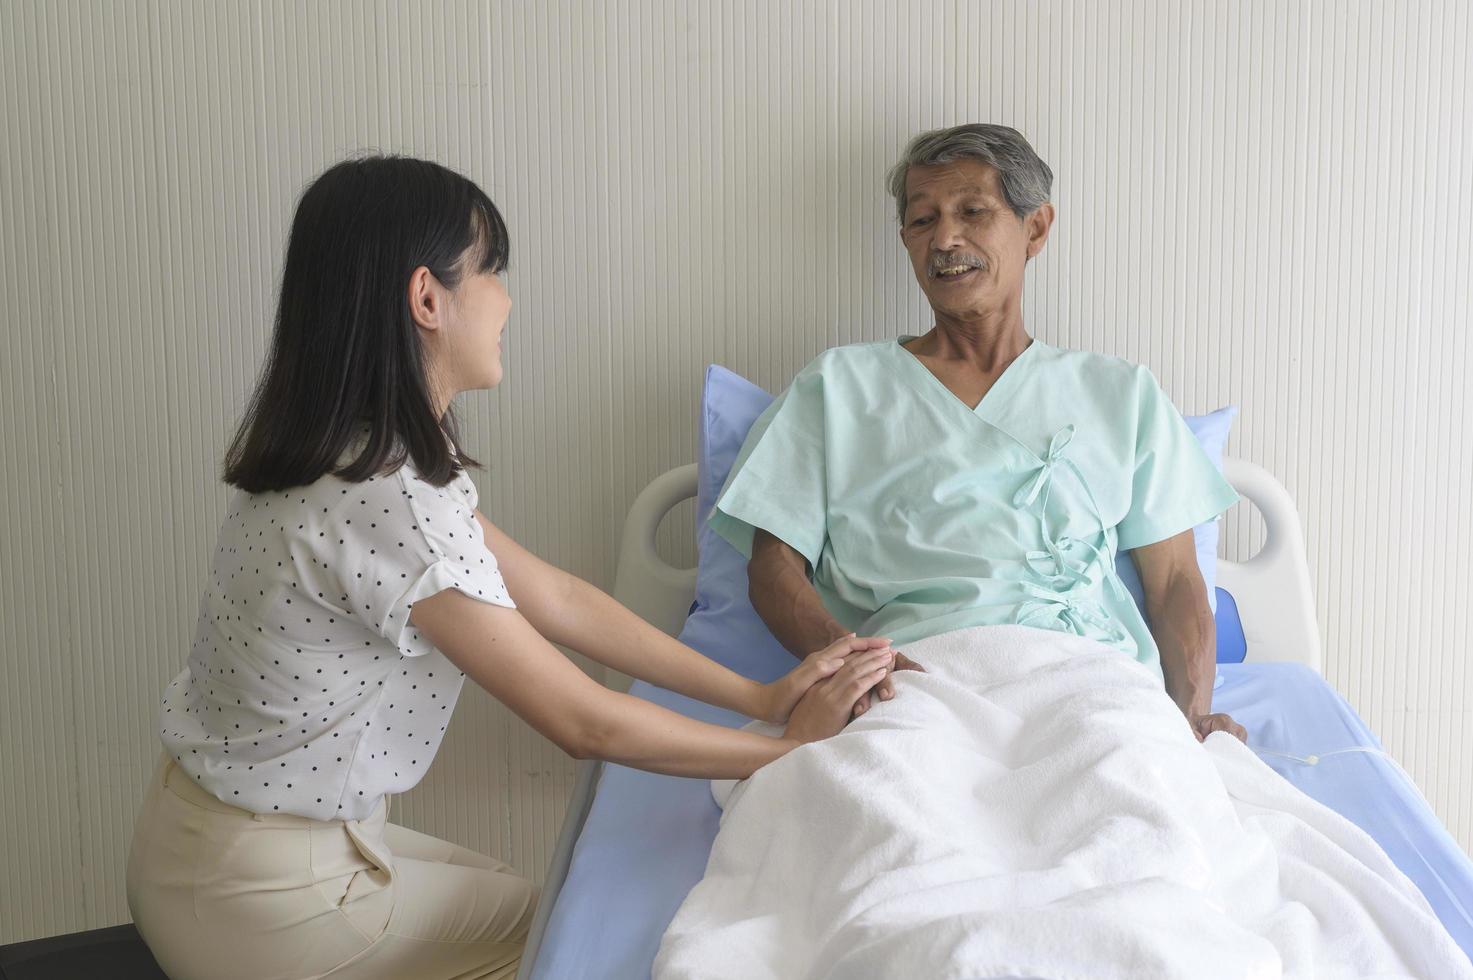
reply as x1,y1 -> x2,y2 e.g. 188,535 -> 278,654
1130,529 -> 1246,742
749,529 -> 850,659
748,529 -> 921,713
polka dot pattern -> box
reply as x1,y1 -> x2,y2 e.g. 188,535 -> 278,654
156,459 -> 515,821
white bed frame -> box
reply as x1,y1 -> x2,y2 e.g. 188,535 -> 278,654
516,456 -> 1321,978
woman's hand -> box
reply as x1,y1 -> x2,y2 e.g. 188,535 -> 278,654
782,646 -> 894,744
754,634 -> 892,724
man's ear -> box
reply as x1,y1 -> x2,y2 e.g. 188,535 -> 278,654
1024,202 -> 1056,260
407,265 -> 442,332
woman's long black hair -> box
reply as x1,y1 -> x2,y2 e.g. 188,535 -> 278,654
223,156 -> 509,492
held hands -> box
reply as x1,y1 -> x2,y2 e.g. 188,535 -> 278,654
852,650 -> 925,719
757,634 -> 893,724
781,641 -> 895,744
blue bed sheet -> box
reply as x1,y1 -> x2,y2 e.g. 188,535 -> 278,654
528,662 -> 1473,979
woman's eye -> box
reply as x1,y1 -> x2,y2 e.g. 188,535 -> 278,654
909,216 -> 933,227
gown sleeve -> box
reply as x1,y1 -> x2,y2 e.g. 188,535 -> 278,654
1114,367 -> 1241,551
708,363 -> 829,569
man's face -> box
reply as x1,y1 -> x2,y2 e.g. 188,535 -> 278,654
898,159 -> 1052,322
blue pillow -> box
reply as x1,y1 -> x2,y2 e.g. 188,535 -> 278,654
684,364 -> 1236,678
693,366 -> 777,612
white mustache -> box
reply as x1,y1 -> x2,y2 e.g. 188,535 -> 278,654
928,254 -> 986,277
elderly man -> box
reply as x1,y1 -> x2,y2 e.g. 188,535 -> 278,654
658,131 -> 1473,973
711,123 -> 1245,742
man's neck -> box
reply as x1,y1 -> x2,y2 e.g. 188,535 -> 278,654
907,311 -> 1031,374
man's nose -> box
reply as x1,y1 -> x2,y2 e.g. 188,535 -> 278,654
931,212 -> 967,249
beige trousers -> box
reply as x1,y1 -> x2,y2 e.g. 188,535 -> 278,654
126,756 -> 537,980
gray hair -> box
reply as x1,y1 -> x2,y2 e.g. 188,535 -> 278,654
886,124 -> 1053,223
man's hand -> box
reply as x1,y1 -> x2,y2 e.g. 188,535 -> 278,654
1189,710 -> 1247,742
852,650 -> 925,718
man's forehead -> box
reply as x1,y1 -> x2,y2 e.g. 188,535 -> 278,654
905,160 -> 1002,203
908,182 -> 989,200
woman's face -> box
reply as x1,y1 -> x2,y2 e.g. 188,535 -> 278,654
444,268 -> 512,392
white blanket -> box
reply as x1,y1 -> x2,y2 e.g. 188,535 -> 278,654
654,625 -> 1472,980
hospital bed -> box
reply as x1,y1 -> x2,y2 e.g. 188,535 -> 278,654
518,458 -> 1473,979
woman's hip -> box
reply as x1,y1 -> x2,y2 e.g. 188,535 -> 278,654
126,754 -> 394,978
126,753 -> 534,979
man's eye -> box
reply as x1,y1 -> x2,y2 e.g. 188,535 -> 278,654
964,208 -> 985,216
909,216 -> 933,227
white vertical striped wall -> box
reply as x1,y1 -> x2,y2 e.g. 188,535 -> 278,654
2,0 -> 1469,944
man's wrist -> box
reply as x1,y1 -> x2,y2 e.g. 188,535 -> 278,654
1169,687 -> 1210,719
1164,656 -> 1213,712
787,620 -> 850,660
809,620 -> 850,650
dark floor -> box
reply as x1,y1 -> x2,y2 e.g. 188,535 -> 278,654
0,924 -> 165,980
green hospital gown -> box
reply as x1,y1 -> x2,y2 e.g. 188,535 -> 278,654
709,337 -> 1240,677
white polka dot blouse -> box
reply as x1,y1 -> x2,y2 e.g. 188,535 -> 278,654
157,455 -> 515,821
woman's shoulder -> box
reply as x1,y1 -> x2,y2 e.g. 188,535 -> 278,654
248,464 -> 403,513
390,462 -> 479,516
252,456 -> 476,545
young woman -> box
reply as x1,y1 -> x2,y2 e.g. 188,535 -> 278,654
125,156 -> 895,980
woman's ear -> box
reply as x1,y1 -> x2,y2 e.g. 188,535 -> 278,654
407,266 -> 442,332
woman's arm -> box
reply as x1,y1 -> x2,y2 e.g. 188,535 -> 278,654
409,586 -> 893,778
474,511 -> 871,722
